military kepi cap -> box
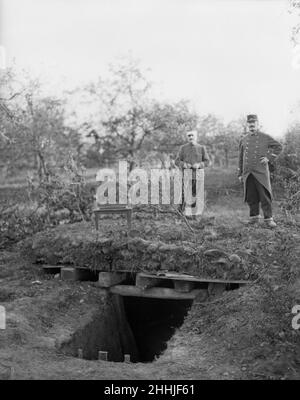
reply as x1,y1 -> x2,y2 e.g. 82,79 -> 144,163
247,114 -> 258,122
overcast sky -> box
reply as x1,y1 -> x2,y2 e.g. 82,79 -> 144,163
1,0 -> 300,136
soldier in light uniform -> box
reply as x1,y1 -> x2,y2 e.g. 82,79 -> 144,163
238,114 -> 282,228
175,130 -> 210,217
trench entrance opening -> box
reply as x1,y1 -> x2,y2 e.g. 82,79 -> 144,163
58,292 -> 193,364
123,296 -> 193,362
57,273 -> 244,364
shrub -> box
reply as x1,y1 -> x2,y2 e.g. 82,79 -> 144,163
273,127 -> 300,218
0,155 -> 95,249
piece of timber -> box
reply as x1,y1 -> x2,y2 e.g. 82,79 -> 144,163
173,280 -> 195,293
78,349 -> 83,359
98,272 -> 127,288
137,272 -> 249,285
61,267 -> 97,282
61,267 -> 81,281
42,265 -> 61,274
135,273 -> 164,289
124,354 -> 131,363
110,285 -> 206,300
98,351 -> 108,361
94,206 -> 132,231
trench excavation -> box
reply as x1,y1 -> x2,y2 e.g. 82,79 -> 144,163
56,269 -> 244,363
59,292 -> 193,363
37,225 -> 248,364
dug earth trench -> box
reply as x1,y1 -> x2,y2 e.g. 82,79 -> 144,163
1,205 -> 300,380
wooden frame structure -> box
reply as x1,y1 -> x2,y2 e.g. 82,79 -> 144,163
93,205 -> 133,231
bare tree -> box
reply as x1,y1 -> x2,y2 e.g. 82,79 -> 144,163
78,59 -> 199,168
0,72 -> 80,179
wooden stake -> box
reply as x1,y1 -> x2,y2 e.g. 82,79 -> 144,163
124,354 -> 131,363
99,351 -> 108,361
10,366 -> 15,380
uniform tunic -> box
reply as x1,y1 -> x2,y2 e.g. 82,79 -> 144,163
238,132 -> 282,201
175,143 -> 210,216
175,143 -> 210,168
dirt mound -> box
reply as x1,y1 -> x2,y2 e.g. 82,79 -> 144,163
18,215 -> 266,280
165,228 -> 300,379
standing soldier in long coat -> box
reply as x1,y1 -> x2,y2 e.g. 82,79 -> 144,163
175,130 -> 210,217
238,114 -> 282,227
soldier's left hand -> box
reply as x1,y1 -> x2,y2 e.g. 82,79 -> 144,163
260,157 -> 269,165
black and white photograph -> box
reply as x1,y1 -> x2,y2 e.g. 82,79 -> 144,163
0,0 -> 300,383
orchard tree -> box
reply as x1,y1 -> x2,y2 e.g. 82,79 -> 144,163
222,119 -> 246,167
80,58 -> 154,168
0,68 -> 21,143
143,100 -> 199,151
79,58 -> 199,169
278,123 -> 300,172
196,115 -> 244,168
0,72 -> 80,179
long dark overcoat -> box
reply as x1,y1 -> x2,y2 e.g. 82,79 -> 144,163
238,131 -> 282,201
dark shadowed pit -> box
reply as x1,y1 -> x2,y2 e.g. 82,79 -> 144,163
123,296 -> 193,362
58,291 -> 193,363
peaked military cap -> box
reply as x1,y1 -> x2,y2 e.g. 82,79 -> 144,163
247,114 -> 258,122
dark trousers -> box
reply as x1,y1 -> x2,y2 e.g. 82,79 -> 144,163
245,173 -> 272,219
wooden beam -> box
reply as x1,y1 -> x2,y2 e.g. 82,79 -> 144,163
173,280 -> 195,293
94,207 -> 132,231
60,267 -> 97,282
61,267 -> 81,281
138,272 -> 249,285
98,272 -> 127,288
136,273 -> 164,289
42,265 -> 61,275
110,285 -> 205,300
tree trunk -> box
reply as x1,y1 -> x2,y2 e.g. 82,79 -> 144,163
37,151 -> 48,181
224,148 -> 229,169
